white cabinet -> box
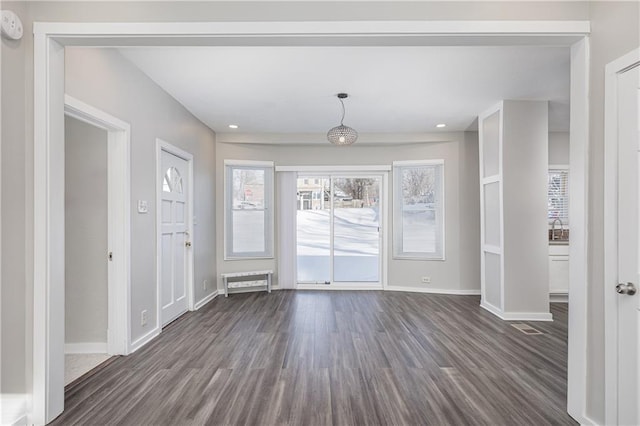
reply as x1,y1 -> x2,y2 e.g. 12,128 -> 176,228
549,244 -> 569,298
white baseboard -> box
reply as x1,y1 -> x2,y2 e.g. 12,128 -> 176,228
385,286 -> 481,295
481,301 -> 554,321
1,394 -> 28,425
64,342 -> 107,354
550,291 -> 569,303
296,284 -> 382,291
194,290 -> 218,310
581,414 -> 600,426
129,326 -> 160,354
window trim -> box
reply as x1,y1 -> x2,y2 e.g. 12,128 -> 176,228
392,159 -> 445,260
224,159 -> 275,260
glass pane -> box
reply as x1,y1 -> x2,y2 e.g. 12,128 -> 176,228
482,111 -> 500,177
232,168 -> 265,209
163,166 -> 183,193
401,166 -> 437,253
296,177 -> 331,283
333,177 -> 380,282
484,181 -> 501,247
232,210 -> 265,253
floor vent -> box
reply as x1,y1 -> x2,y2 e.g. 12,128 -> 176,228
511,323 -> 543,335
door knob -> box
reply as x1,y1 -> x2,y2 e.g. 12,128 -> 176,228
616,282 -> 637,295
185,241 -> 192,247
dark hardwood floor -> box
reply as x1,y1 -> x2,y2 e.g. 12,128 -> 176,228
53,291 -> 576,425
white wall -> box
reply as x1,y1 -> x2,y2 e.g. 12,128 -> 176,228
216,135 -> 480,293
502,101 -> 549,314
549,132 -> 570,165
0,0 -> 28,404
64,116 -> 108,346
64,48 -> 217,345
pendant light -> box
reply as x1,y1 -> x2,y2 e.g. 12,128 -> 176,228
327,93 -> 358,146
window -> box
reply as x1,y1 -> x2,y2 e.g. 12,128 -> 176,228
393,160 -> 444,259
163,166 -> 183,193
548,168 -> 569,223
225,160 -> 274,259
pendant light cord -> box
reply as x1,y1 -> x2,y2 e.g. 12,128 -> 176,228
340,98 -> 346,125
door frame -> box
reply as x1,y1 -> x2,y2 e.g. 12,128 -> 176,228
156,138 -> 195,329
33,20 -> 590,425
63,95 -> 131,356
293,170 -> 388,290
604,47 -> 640,426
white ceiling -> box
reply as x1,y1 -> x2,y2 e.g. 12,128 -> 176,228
119,45 -> 570,140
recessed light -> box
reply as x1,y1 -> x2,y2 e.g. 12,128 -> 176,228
228,124 -> 239,129
436,123 -> 446,128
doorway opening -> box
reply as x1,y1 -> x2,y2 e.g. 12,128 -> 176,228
296,173 -> 384,288
62,96 -> 131,392
33,21 -> 590,425
63,115 -> 112,385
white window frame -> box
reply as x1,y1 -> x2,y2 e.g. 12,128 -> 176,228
224,159 -> 274,260
548,165 -> 569,225
393,159 -> 445,260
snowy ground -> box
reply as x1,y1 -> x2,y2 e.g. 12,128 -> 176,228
297,208 -> 379,283
233,207 -> 436,283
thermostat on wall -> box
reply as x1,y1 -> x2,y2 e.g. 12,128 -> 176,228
137,200 -> 149,214
1,10 -> 23,41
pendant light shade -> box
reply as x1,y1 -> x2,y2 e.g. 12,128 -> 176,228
327,93 -> 358,145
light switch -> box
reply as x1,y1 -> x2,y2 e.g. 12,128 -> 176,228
137,200 -> 148,214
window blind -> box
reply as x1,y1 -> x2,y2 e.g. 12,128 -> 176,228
548,169 -> 569,222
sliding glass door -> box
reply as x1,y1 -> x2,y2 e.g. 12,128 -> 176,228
296,176 -> 331,283
296,174 -> 382,286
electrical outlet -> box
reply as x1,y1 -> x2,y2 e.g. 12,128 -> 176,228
203,279 -> 207,290
141,310 -> 148,326
421,276 -> 431,284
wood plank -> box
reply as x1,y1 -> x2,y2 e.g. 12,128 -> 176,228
53,291 -> 577,425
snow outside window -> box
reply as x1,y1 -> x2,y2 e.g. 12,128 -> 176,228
225,161 -> 274,259
393,160 -> 445,260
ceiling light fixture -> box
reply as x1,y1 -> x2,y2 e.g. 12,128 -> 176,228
436,123 -> 446,128
228,124 -> 239,129
327,93 -> 358,146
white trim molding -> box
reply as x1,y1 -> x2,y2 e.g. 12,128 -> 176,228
1,394 -> 28,426
194,290 -> 219,310
603,47 -> 640,426
549,292 -> 569,303
64,343 -> 108,354
32,19 -> 590,425
128,327 -> 161,354
224,159 -> 274,168
297,284 -> 383,291
276,165 -> 391,172
566,37 -> 590,425
386,286 -> 481,296
480,301 -> 554,322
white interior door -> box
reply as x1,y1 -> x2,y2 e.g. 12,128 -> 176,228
616,65 -> 640,425
160,149 -> 190,326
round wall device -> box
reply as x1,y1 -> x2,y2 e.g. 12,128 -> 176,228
1,10 -> 23,41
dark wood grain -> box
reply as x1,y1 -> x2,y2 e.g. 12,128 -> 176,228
52,291 -> 576,426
